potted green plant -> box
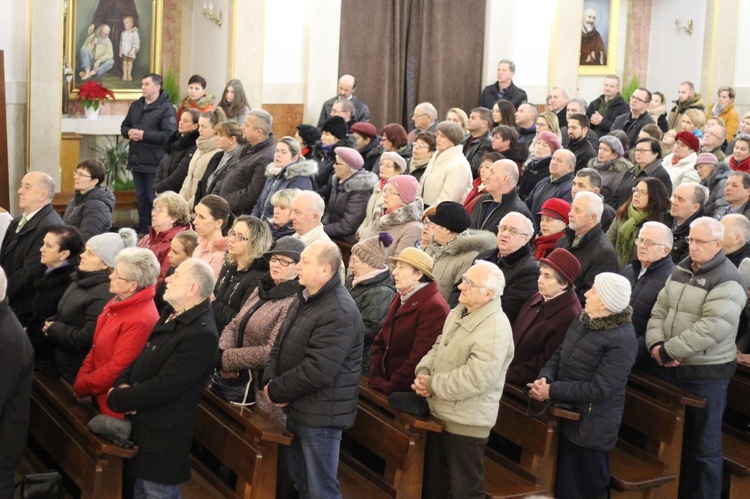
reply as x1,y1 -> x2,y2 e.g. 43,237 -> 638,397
93,138 -> 138,222
77,80 -> 115,119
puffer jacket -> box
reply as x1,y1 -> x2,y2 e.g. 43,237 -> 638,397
63,186 -> 116,241
121,90 -> 177,173
539,308 -> 636,451
263,274 -> 364,429
314,135 -> 358,200
703,161 -> 731,217
212,258 -> 269,333
587,156 -> 632,209
360,199 -> 423,261
663,152 -> 700,189
45,269 -> 113,384
416,298 -> 514,438
424,229 -> 497,302
646,252 -> 747,375
179,135 -> 221,207
322,169 -> 379,243
252,159 -> 318,221
345,270 -> 395,348
154,129 -> 199,193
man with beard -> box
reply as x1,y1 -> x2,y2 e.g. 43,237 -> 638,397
86,0 -> 139,79
580,7 -> 607,65
566,113 -> 597,171
667,82 -> 707,130
79,24 -> 115,80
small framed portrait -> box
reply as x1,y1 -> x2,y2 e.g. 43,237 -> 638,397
65,0 -> 164,100
578,0 -> 619,76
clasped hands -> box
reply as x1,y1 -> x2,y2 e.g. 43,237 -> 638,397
411,374 -> 430,398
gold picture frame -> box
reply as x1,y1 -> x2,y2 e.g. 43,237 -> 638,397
65,0 -> 163,100
579,0 -> 619,76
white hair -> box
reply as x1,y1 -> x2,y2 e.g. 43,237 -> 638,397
500,211 -> 534,237
182,258 -> 216,300
574,191 -> 603,222
641,221 -> 674,248
472,260 -> 505,298
690,216 -> 724,240
722,214 -> 750,243
294,191 -> 325,217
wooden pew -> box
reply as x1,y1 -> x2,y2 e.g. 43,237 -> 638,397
28,373 -> 136,499
724,362 -> 750,497
192,388 -> 294,499
338,378 -> 443,498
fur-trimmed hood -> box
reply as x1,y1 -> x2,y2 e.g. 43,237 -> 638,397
580,306 -> 633,330
264,158 -> 319,179
371,199 -> 424,230
336,169 -> 379,192
431,229 -> 497,258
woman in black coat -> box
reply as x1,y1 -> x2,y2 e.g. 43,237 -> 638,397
154,109 -> 200,193
531,273 -> 637,499
63,160 -> 116,241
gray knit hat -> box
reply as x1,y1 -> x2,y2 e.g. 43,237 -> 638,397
352,232 -> 394,269
86,228 -> 138,269
593,273 -> 631,313
599,135 -> 624,157
263,236 -> 305,262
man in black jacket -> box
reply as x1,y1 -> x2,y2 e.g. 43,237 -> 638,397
586,75 -> 629,137
470,159 -> 533,233
566,113 -> 597,171
264,240 -> 363,499
480,59 -> 528,109
611,88 -> 655,147
121,73 -> 177,234
668,182 -> 707,263
0,172 -> 63,320
721,214 -> 750,267
316,74 -> 370,128
463,107 -> 493,178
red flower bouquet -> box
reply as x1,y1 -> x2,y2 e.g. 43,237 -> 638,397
78,81 -> 115,111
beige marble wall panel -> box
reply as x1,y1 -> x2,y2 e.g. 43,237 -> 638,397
233,0 -> 265,109
624,0 -> 652,85
552,0 -> 585,94
6,104 -> 26,216
701,0 -> 739,105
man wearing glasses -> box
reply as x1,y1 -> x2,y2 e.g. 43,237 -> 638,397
611,87 -> 655,146
646,216 -> 746,499
406,102 -> 438,145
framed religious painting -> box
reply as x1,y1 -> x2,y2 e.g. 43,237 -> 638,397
578,0 -> 619,76
65,0 -> 164,100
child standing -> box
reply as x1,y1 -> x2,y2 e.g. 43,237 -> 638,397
119,16 -> 140,81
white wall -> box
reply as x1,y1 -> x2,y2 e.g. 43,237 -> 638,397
262,0 -> 307,104
190,0 -> 231,101
735,0 -> 750,88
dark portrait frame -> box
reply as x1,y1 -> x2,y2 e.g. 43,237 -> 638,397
579,0 -> 619,76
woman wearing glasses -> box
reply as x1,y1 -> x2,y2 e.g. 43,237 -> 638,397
212,216 -> 272,332
63,159 -> 116,241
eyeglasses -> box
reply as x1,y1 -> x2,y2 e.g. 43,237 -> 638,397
634,148 -> 653,154
382,188 -> 400,197
73,170 -> 92,178
413,142 -> 428,149
460,274 -> 487,289
630,95 -> 649,104
635,238 -> 668,248
270,255 -> 295,267
497,225 -> 530,237
632,187 -> 648,196
228,230 -> 250,243
685,237 -> 718,246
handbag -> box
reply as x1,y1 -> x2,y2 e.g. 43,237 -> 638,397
208,368 -> 255,406
15,471 -> 63,499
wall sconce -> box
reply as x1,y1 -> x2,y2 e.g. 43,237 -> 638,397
674,16 -> 693,36
203,1 -> 223,28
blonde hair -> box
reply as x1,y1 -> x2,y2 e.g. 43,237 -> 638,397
683,109 -> 707,131
446,108 -> 469,135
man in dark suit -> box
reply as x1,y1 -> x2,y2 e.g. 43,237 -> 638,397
0,172 -> 63,320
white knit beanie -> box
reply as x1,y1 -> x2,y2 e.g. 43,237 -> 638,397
593,273 -> 631,313
86,228 -> 138,269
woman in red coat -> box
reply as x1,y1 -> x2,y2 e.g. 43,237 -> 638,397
73,247 -> 160,419
136,191 -> 191,284
369,247 -> 449,395
506,248 -> 581,386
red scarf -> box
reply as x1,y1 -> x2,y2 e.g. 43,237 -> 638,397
534,232 -> 564,260
730,155 -> 750,173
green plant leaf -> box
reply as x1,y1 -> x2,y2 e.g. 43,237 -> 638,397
622,75 -> 640,103
92,138 -> 132,191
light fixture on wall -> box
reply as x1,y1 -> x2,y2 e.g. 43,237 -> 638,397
203,1 -> 223,28
674,16 -> 693,36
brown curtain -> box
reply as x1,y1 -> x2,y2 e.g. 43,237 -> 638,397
339,0 -> 486,130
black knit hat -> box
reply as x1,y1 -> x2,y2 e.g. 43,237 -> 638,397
428,201 -> 471,234
296,124 -> 321,147
321,116 -> 348,140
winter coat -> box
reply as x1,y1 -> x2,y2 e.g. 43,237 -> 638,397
314,135 -> 358,200
703,161 -> 731,217
611,112 -> 655,148
669,209 -> 704,264
317,95 -> 370,128
518,156 -> 552,201
587,93 -> 630,136
469,187 -> 534,233
218,275 -> 297,425
360,199 -> 423,261
667,94 -> 707,130
24,263 -> 76,362
322,169 -> 379,243
526,173 -> 575,231
369,281 -> 448,395
360,138 -> 384,173
192,237 -> 229,278
587,156 -> 632,209
407,157 -> 430,184
263,274 -> 364,429
727,243 -> 750,268
663,152 -> 700,190
63,186 -> 116,241
0,204 -> 64,320
556,226 -> 619,305
508,289 -> 582,386
73,286 -> 159,418
567,136 -> 597,172
270,221 -> 295,242
418,144 -> 473,207
121,90 -> 177,173
463,131 -> 493,178
539,308 -> 637,451
480,81 -> 528,109
217,135 -> 277,214
154,129 -> 199,194
0,298 -> 34,475
358,181 -> 384,236
646,252 -> 747,375
716,102 -> 740,141
252,159 -> 318,221
212,257 -> 269,333
424,230 -> 497,303
137,223 -> 191,284
416,297 -> 514,438
345,269 -> 396,349
195,147 -> 242,207
620,256 -> 675,363
108,299 -> 218,485
179,136 -> 221,207
616,159 -> 673,208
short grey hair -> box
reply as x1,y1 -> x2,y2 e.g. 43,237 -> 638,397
722,214 -> 750,243
575,191 -> 603,222
472,260 -> 505,298
182,258 -> 216,300
500,211 -> 534,237
115,247 -> 160,290
294,191 -> 325,217
248,109 -> 273,135
494,159 -> 519,185
682,181 -> 709,206
335,99 -> 356,115
498,59 -> 516,73
417,102 -> 438,121
520,103 -> 539,120
568,97 -> 588,111
641,221 -> 674,248
690,216 -> 724,240
552,86 -> 570,99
